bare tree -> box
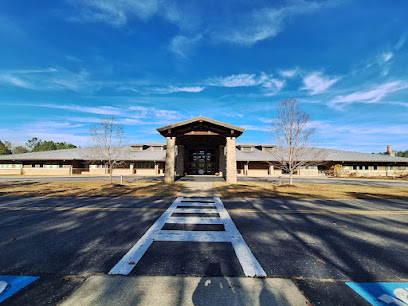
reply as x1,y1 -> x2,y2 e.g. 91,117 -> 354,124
270,98 -> 322,185
89,116 -> 127,183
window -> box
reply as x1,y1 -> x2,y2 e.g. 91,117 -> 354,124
131,146 -> 143,151
241,147 -> 252,152
353,166 -> 358,170
39,164 -> 44,168
364,166 -> 369,170
373,166 -> 378,170
59,164 -> 64,168
151,146 -> 162,151
388,166 -> 394,170
145,162 -> 154,168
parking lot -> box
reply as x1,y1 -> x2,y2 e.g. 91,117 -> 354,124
1,195 -> 407,305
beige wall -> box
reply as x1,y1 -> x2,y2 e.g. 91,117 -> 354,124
0,169 -> 23,175
22,168 -> 71,175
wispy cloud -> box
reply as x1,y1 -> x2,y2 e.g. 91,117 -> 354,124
0,67 -> 97,92
301,72 -> 339,95
0,75 -> 32,89
328,81 -> 408,109
169,35 -> 202,58
216,1 -> 324,46
34,103 -> 185,122
208,73 -> 284,94
279,69 -> 297,78
241,125 -> 270,132
67,0 -> 162,26
169,86 -> 205,93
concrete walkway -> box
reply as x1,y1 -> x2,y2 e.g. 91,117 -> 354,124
177,181 -> 222,197
61,275 -> 310,306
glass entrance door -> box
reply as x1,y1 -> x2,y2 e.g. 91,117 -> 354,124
187,148 -> 217,174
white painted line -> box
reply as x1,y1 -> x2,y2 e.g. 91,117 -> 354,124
155,231 -> 231,242
214,197 -> 267,277
0,281 -> 7,294
181,199 -> 215,203
166,216 -> 224,224
173,208 -> 218,214
109,196 -> 266,277
176,202 -> 216,207
108,197 -> 183,275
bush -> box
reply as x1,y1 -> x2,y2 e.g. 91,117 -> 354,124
327,164 -> 347,177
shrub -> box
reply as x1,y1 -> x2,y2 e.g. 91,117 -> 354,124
327,164 -> 347,177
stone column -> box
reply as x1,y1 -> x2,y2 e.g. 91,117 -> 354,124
175,145 -> 185,176
164,137 -> 176,183
244,163 -> 249,176
218,145 -> 225,177
225,137 -> 237,183
269,164 -> 274,176
130,163 -> 134,175
154,162 -> 159,175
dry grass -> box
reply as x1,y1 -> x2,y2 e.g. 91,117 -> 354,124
0,181 -> 186,197
214,182 -> 408,199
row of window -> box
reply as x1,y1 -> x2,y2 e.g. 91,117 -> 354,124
135,162 -> 155,169
348,166 -> 408,171
31,164 -> 64,168
0,164 -> 23,168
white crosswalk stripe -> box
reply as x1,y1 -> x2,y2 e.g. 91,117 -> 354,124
109,197 -> 266,277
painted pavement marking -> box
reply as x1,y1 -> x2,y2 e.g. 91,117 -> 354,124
109,197 -> 266,277
346,282 -> 408,305
0,276 -> 39,303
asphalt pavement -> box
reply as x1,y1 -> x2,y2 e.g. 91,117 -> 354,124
1,174 -> 408,187
1,196 -> 408,305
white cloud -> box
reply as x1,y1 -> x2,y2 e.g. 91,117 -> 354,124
169,86 -> 205,93
209,74 -> 257,87
169,35 -> 202,58
0,67 -> 96,92
279,69 -> 297,78
329,81 -> 408,109
301,72 -> 339,95
0,75 -> 32,89
217,1 -> 323,45
67,0 -> 161,26
208,73 -> 284,94
240,125 -> 270,132
382,52 -> 393,62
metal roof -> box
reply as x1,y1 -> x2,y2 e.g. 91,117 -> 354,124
0,145 -> 166,162
157,116 -> 246,133
1,145 -> 408,163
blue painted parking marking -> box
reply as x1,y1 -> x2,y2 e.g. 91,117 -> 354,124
346,282 -> 408,305
0,276 -> 39,303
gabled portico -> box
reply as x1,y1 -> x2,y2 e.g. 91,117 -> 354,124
157,116 -> 245,183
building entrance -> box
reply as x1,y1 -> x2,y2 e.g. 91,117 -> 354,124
187,148 -> 217,175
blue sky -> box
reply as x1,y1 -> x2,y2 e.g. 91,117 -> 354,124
1,0 -> 408,153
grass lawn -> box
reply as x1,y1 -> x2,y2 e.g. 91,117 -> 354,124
0,181 -> 186,197
214,182 -> 408,199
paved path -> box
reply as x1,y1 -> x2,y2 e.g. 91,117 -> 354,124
177,181 -> 222,197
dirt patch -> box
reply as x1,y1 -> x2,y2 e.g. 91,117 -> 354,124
0,181 -> 186,197
214,181 -> 408,199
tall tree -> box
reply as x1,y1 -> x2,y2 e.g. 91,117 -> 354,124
89,116 -> 127,183
0,141 -> 12,155
270,98 -> 322,185
26,138 -> 77,152
26,137 -> 39,151
12,146 -> 29,154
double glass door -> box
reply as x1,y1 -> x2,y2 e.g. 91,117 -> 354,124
187,149 -> 216,174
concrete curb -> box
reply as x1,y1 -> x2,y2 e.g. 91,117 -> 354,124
60,275 -> 310,306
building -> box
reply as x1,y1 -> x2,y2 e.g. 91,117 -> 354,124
1,116 -> 408,181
